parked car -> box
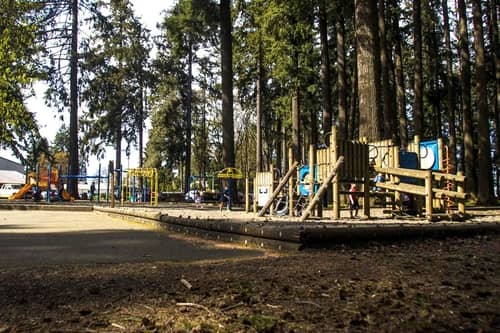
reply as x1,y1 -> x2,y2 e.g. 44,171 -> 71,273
0,184 -> 23,199
185,190 -> 200,202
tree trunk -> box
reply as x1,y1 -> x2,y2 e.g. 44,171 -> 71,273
355,0 -> 381,141
256,35 -> 263,172
69,0 -> 79,197
487,0 -> 500,178
349,44 -> 358,140
292,94 -> 300,163
139,84 -> 145,168
429,10 -> 442,139
457,0 -> 476,199
115,124 -> 122,192
442,0 -> 456,174
275,118 -> 283,171
319,0 -> 332,143
378,0 -> 393,140
221,0 -> 235,167
184,40 -> 192,193
413,0 -> 423,138
336,11 -> 347,140
392,0 -> 407,148
471,0 -> 493,203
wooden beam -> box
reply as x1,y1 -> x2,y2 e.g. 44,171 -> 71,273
432,172 -> 466,182
300,157 -> 344,222
433,188 -> 468,200
373,165 -> 429,179
374,182 -> 426,196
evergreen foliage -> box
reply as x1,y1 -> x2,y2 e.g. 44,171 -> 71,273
0,0 -> 45,163
79,0 -> 151,171
1,0 -> 498,202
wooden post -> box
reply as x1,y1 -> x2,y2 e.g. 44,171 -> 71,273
425,169 -> 433,220
363,159 -> 370,218
269,163 -> 274,215
253,175 -> 257,213
393,145 -> 401,210
308,144 -> 315,217
288,148 -> 294,217
438,138 -> 444,171
258,161 -> 299,217
300,157 -> 344,222
435,138 -> 445,212
332,127 -> 340,219
109,160 -> 115,208
457,171 -> 465,214
245,177 -> 249,213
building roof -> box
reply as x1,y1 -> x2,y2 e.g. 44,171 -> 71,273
0,156 -> 24,173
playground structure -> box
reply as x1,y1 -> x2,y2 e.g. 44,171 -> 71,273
254,127 -> 468,221
8,166 -> 73,202
120,167 -> 159,206
8,163 -> 112,203
5,161 -> 162,207
5,161 -> 161,207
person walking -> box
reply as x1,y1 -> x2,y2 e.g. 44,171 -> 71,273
219,185 -> 230,211
90,181 -> 96,202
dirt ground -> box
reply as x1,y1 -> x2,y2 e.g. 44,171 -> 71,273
0,228 -> 499,332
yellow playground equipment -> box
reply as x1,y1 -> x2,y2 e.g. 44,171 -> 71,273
121,168 -> 159,206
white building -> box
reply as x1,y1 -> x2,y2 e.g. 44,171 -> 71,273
0,157 -> 25,185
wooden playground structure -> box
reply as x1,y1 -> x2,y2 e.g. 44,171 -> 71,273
254,127 -> 468,221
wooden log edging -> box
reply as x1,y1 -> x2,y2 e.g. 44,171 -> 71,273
159,214 -> 302,243
299,221 -> 500,245
94,206 -> 500,250
94,206 -> 303,246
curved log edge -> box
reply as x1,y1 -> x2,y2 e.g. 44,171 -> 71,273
93,206 -> 500,251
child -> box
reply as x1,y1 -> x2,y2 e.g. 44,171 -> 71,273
194,190 -> 202,208
348,183 -> 359,218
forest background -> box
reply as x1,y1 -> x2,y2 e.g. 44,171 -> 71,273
0,0 -> 498,204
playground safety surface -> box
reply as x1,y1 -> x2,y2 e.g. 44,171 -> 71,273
0,202 -> 499,332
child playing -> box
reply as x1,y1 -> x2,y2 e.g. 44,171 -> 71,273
348,183 -> 359,218
194,190 -> 202,208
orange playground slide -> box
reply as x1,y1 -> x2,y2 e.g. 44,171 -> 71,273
61,189 -> 75,201
8,183 -> 32,201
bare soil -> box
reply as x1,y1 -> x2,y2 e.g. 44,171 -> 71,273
1,231 -> 499,333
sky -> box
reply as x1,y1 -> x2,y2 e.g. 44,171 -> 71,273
1,0 -> 174,173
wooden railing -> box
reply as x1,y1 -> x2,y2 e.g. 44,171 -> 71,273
373,166 -> 466,219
